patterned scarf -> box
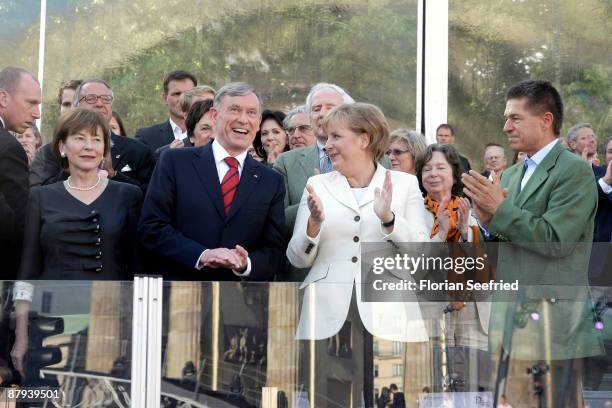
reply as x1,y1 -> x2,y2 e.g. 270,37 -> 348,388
424,195 -> 463,242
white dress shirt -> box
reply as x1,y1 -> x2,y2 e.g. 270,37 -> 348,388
195,140 -> 252,276
521,138 -> 559,190
169,117 -> 187,140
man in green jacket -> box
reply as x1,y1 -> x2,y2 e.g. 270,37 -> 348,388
462,80 -> 602,406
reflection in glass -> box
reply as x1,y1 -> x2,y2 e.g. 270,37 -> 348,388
0,281 -> 132,406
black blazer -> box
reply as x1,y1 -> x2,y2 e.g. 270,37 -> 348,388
110,133 -> 155,190
135,120 -> 174,153
0,121 -> 30,278
593,164 -> 612,242
138,143 -> 286,281
459,154 -> 472,173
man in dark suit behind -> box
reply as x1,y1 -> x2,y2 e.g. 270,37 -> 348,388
74,79 -> 154,189
0,67 -> 41,278
0,67 -> 40,387
135,70 -> 197,153
436,123 -> 472,173
139,82 -> 286,281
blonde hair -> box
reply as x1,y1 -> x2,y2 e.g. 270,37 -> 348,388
322,103 -> 389,161
179,85 -> 216,113
390,128 -> 427,162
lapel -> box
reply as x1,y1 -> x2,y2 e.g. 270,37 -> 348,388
162,119 -> 174,144
297,145 -> 320,181
503,163 -> 523,204
110,133 -> 125,168
226,154 -> 262,222
192,144 -> 225,219
516,142 -> 563,207
358,164 -> 386,208
321,172 -> 359,214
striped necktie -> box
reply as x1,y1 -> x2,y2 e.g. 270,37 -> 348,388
221,157 -> 240,215
319,148 -> 333,173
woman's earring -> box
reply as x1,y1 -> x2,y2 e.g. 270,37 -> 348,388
60,151 -> 66,158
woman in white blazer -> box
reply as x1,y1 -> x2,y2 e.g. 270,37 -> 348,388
287,103 -> 431,342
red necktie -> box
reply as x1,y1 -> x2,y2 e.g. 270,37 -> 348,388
221,157 -> 240,215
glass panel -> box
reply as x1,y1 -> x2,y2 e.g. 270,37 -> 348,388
448,0 -> 612,168
160,281 -> 490,407
0,280 -> 133,406
0,0 -> 40,73
40,0 -> 419,140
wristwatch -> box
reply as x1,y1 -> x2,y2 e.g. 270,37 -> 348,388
381,212 -> 395,228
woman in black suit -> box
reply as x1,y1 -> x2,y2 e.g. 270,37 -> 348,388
12,108 -> 143,378
19,107 -> 142,280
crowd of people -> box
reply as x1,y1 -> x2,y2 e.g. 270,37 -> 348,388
1,66 -> 611,404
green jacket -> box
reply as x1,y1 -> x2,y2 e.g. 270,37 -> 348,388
487,141 -> 602,360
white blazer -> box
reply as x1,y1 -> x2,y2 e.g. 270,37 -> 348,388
287,165 -> 431,341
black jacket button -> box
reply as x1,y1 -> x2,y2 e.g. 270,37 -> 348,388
354,215 -> 360,222
351,256 -> 358,263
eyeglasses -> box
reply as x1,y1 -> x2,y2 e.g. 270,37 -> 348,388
286,124 -> 312,135
79,94 -> 114,104
386,148 -> 409,156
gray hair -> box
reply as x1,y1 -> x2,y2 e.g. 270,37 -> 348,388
73,79 -> 114,106
0,66 -> 38,93
213,82 -> 261,108
567,123 -> 594,145
283,104 -> 309,129
180,85 -> 216,113
305,82 -> 354,110
389,128 -> 427,159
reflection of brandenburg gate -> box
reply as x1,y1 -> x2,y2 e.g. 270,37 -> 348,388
81,281 -> 562,407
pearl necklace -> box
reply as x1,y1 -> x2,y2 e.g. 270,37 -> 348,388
66,175 -> 101,191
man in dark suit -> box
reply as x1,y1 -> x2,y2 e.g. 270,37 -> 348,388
135,70 -> 197,153
139,82 -> 286,281
0,67 -> 41,385
593,161 -> 612,241
74,79 -> 154,189
0,67 -> 41,278
29,79 -> 154,189
567,124 -> 612,242
436,123 -> 472,173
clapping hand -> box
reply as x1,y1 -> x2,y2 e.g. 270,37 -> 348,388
306,185 -> 325,224
436,197 -> 451,240
306,184 -> 324,238
374,171 -> 394,226
461,170 -> 507,226
457,197 -> 471,240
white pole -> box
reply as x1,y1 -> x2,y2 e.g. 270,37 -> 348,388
416,0 -> 449,144
36,0 -> 47,130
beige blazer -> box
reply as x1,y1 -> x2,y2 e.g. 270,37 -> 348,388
287,166 -> 431,341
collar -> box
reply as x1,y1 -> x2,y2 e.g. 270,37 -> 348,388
526,138 -> 559,166
168,117 -> 185,136
0,116 -> 5,128
212,139 -> 248,169
316,140 -> 326,157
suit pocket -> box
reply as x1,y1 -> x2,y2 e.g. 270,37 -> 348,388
299,264 -> 331,289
